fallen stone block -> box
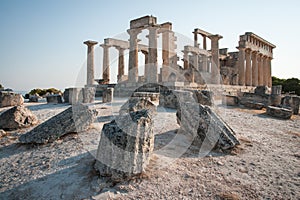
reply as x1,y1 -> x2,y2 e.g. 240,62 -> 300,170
266,106 -> 292,119
177,102 -> 239,150
0,105 -> 38,130
94,109 -> 154,182
19,104 -> 97,144
131,92 -> 159,105
0,91 -> 24,108
222,95 -> 239,106
46,94 -> 63,104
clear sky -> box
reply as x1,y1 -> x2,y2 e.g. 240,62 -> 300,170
0,0 -> 299,91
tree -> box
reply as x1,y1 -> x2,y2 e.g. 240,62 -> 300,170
272,76 -> 300,96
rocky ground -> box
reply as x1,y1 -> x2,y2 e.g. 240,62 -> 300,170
0,99 -> 299,200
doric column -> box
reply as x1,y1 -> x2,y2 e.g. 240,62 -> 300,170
183,48 -> 189,69
267,57 -> 272,87
193,31 -> 199,47
257,54 -> 263,85
192,52 -> 199,70
201,34 -> 207,50
141,50 -> 148,65
251,51 -> 258,86
245,49 -> 252,86
146,26 -> 159,83
263,56 -> 268,86
116,47 -> 125,82
84,40 -> 98,86
100,44 -> 111,83
238,48 -> 246,85
209,34 -> 222,84
127,29 -> 141,83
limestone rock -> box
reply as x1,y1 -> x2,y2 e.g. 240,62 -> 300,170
177,103 -> 239,150
119,96 -> 157,116
19,104 -> 97,144
0,105 -> 38,130
0,91 -> 24,108
94,109 -> 154,182
46,94 -> 63,104
266,106 -> 293,119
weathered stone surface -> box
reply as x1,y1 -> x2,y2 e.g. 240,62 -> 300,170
282,95 -> 300,115
222,95 -> 239,106
266,106 -> 292,119
0,106 -> 38,130
131,92 -> 159,105
159,90 -> 178,109
0,129 -> 7,138
119,97 -> 157,116
94,109 -> 154,182
19,104 -> 97,144
242,101 -> 265,110
0,91 -> 24,108
193,90 -> 214,106
177,102 -> 239,150
82,87 -> 96,103
46,94 -> 63,104
240,92 -> 269,107
254,86 -> 267,95
103,88 -> 114,103
271,85 -> 282,95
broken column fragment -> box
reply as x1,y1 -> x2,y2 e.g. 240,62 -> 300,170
19,104 -> 97,144
94,109 -> 154,182
177,102 -> 239,150
103,88 -> 114,103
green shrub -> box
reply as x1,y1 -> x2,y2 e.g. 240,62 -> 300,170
29,88 -> 61,96
272,76 -> 300,96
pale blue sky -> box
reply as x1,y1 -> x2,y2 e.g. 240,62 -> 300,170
0,0 -> 299,91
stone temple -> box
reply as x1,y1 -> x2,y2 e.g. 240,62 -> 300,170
83,15 -> 275,95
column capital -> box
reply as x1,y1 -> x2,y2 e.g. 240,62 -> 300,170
208,34 -> 223,40
245,48 -> 252,53
115,46 -> 126,52
84,40 -> 98,46
100,44 -> 111,49
127,28 -> 142,37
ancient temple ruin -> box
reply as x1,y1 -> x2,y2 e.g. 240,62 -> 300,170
84,15 -> 276,93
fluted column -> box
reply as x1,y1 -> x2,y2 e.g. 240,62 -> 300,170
263,56 -> 268,86
127,29 -> 141,83
209,34 -> 222,84
257,54 -> 263,85
100,44 -> 111,83
201,34 -> 207,50
251,51 -> 258,86
116,47 -> 125,82
238,48 -> 246,85
267,57 -> 272,87
193,31 -> 199,47
245,49 -> 252,86
84,40 -> 98,86
146,26 -> 159,83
